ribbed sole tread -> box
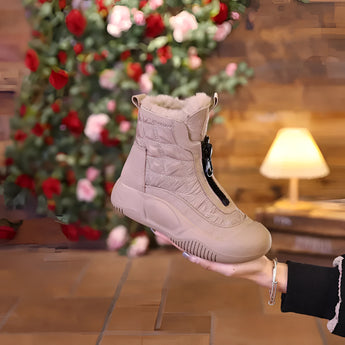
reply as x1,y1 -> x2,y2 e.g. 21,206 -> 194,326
170,237 -> 217,262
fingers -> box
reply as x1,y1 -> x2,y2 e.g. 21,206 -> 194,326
153,230 -> 185,251
183,252 -> 235,277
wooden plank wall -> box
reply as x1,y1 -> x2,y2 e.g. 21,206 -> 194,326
207,0 -> 345,216
0,0 -> 344,217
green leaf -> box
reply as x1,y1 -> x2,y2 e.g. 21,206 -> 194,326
39,2 -> 52,17
147,36 -> 169,52
11,189 -> 29,208
56,214 -> 71,224
36,195 -> 48,215
213,115 -> 225,124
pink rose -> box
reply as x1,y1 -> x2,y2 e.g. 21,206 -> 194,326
145,64 -> 156,75
127,234 -> 150,257
76,178 -> 97,202
169,11 -> 198,42
119,120 -> 131,133
188,48 -> 202,70
86,167 -> 100,181
231,11 -> 240,20
99,69 -> 117,90
107,100 -> 116,112
84,113 -> 110,141
139,73 -> 153,93
107,225 -> 128,250
107,5 -> 132,37
225,62 -> 237,77
149,0 -> 163,10
131,9 -> 145,25
214,21 -> 232,42
188,55 -> 201,69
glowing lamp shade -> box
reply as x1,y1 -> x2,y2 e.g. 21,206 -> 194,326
260,128 -> 329,205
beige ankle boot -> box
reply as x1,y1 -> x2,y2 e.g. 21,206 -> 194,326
111,93 -> 271,263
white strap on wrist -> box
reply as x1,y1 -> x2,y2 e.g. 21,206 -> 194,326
268,258 -> 278,306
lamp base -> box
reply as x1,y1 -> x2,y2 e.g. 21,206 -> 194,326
272,198 -> 315,212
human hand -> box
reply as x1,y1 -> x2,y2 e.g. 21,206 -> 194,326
153,230 -> 287,292
183,252 -> 271,280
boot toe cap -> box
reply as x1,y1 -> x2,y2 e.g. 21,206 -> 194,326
217,220 -> 272,263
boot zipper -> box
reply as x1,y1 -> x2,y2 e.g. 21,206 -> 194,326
201,136 -> 230,206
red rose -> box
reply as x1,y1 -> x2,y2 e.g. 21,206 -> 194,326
96,0 -> 108,13
120,50 -> 131,61
100,129 -> 120,147
80,61 -> 91,76
60,223 -> 80,241
115,114 -> 127,124
126,62 -> 143,82
139,0 -> 148,8
5,157 -> 14,166
145,14 -> 165,38
15,174 -> 35,191
47,199 -> 56,211
49,69 -> 69,90
66,169 -> 76,185
59,0 -> 66,9
51,102 -> 60,113
212,2 -> 228,24
38,0 -> 50,4
42,177 -> 61,198
94,53 -> 104,61
65,9 -> 87,37
25,49 -> 39,72
62,110 -> 83,136
31,123 -> 45,137
32,30 -> 41,38
14,130 -> 27,142
80,226 -> 101,241
157,45 -> 172,64
105,181 -> 114,195
0,226 -> 16,240
73,43 -> 84,55
57,51 -> 67,64
44,136 -> 54,145
146,53 -> 153,61
19,104 -> 27,117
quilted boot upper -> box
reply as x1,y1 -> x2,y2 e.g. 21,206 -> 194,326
136,93 -> 245,227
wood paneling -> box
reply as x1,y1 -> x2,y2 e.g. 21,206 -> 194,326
209,0 -> 345,214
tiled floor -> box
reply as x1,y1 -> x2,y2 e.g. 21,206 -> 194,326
0,246 -> 344,345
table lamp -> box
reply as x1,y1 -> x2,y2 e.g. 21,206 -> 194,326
260,128 -> 330,209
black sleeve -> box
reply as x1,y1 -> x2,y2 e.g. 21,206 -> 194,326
280,255 -> 345,337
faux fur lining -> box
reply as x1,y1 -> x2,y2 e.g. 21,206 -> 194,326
327,256 -> 343,333
141,93 -> 211,121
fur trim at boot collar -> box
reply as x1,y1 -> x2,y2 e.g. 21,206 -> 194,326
141,93 -> 211,120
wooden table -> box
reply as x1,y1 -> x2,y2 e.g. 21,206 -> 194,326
256,200 -> 345,260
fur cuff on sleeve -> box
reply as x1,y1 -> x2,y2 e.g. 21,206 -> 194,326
327,255 -> 345,335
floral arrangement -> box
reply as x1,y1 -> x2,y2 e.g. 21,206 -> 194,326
2,0 -> 253,256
